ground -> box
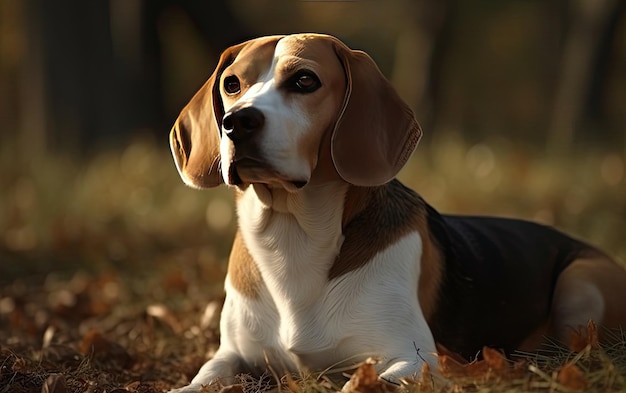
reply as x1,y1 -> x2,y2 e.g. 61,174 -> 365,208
1,136 -> 625,392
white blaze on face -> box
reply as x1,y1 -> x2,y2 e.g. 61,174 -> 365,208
220,38 -> 313,187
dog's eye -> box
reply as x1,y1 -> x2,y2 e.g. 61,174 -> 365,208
223,75 -> 241,95
290,71 -> 321,93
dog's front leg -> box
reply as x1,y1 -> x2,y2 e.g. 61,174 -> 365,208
169,348 -> 243,393
378,356 -> 432,385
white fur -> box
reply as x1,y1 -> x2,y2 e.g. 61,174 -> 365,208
220,41 -> 313,186
171,183 -> 437,393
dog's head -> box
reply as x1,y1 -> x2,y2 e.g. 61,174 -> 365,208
170,33 -> 421,190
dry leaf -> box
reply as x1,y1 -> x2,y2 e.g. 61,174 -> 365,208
419,362 -> 432,386
78,329 -> 106,354
352,359 -> 378,386
403,362 -> 440,392
585,320 -> 599,349
568,320 -> 600,352
162,269 -> 189,292
41,374 -> 68,393
42,325 -> 56,349
438,347 -> 512,380
438,354 -> 466,376
9,305 -> 38,335
569,329 -> 587,353
557,363 -> 587,390
482,347 -> 507,372
219,384 -> 245,393
347,358 -> 395,393
40,344 -> 83,366
79,329 -> 132,367
147,303 -> 183,334
439,354 -> 489,378
12,356 -> 27,373
284,373 -> 300,393
124,381 -> 141,391
200,300 -> 222,330
510,359 -> 528,378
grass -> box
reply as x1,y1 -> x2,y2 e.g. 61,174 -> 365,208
0,134 -> 625,392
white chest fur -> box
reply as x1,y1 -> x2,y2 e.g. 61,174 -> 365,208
238,183 -> 347,309
214,183 -> 437,379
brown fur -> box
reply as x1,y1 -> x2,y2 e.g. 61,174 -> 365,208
551,256 -> 626,343
329,180 -> 442,320
228,230 -> 262,299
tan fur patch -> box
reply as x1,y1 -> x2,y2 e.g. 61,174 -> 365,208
329,180 -> 442,320
228,230 -> 262,299
416,211 -> 444,321
551,255 -> 626,343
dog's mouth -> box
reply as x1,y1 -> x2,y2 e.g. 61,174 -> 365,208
228,162 -> 244,186
228,159 -> 308,191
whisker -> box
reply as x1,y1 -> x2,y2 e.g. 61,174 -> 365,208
210,155 -> 221,174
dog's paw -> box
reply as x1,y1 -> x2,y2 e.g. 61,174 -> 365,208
169,383 -> 245,393
167,383 -> 205,393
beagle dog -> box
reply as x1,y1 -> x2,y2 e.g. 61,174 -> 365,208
169,33 -> 626,392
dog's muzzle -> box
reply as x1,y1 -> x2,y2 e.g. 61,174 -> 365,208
222,106 -> 308,190
222,107 -> 265,142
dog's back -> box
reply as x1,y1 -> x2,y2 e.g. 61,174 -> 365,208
427,209 -> 618,358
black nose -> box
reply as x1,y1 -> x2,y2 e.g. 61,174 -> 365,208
222,107 -> 265,142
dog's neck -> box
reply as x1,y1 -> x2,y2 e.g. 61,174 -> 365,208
235,182 -> 350,307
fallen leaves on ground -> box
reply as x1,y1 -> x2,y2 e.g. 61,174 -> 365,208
2,142 -> 626,392
79,329 -> 133,368
568,320 -> 600,352
345,358 -> 397,393
438,346 -> 524,380
41,374 -> 68,393
0,269 -> 221,393
557,363 -> 588,390
2,267 -> 626,393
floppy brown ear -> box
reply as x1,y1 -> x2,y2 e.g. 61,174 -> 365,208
331,42 -> 422,187
169,44 -> 244,188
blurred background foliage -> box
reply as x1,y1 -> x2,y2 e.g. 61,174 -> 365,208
1,0 -> 625,285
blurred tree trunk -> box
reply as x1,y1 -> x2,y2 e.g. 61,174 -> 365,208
548,0 -> 622,152
0,0 -> 48,159
18,0 -> 125,153
392,0 -> 456,138
20,1 -> 47,158
391,0 -> 452,134
8,0 -> 252,155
